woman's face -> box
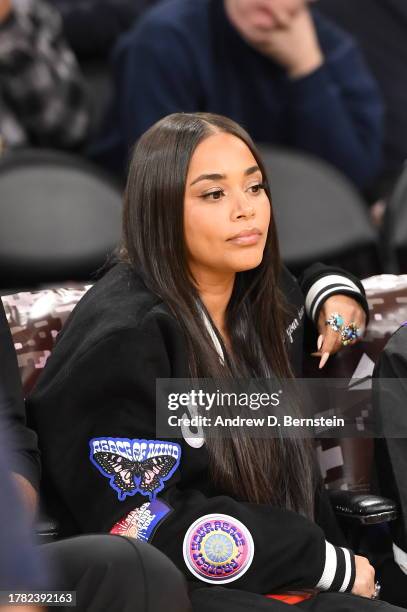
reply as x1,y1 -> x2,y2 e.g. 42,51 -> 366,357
184,132 -> 271,280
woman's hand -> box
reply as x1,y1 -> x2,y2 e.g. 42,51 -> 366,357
314,295 -> 367,368
351,555 -> 376,598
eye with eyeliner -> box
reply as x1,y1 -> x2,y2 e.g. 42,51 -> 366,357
199,182 -> 265,201
247,182 -> 266,194
200,188 -> 225,201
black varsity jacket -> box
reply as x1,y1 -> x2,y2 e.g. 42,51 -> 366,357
27,262 -> 368,594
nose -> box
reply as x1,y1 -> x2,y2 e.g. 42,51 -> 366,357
231,191 -> 255,221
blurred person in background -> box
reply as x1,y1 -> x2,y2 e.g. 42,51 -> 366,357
318,0 -> 407,201
371,324 -> 407,608
0,436 -> 47,612
0,296 -> 40,518
0,304 -> 46,610
0,0 -> 90,153
92,0 -> 384,190
52,0 -> 161,61
49,0 -> 161,139
0,425 -> 46,612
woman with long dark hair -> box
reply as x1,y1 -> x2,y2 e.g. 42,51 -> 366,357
28,113 -> 402,611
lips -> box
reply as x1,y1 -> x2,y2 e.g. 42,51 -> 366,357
227,228 -> 262,246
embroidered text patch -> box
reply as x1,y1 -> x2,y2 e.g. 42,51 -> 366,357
183,513 -> 254,584
110,499 -> 171,542
89,437 -> 181,501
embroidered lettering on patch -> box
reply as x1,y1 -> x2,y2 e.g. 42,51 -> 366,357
286,307 -> 304,344
89,437 -> 181,501
110,499 -> 171,542
183,513 -> 254,584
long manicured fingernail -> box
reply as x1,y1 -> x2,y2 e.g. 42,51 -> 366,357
319,352 -> 330,369
317,334 -> 324,351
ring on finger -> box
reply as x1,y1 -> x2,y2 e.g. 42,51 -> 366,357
341,322 -> 361,347
371,581 -> 381,600
325,312 -> 345,333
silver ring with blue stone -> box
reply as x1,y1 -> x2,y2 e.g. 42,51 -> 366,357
325,312 -> 345,333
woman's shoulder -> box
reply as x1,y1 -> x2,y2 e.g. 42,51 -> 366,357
28,264 -> 187,401
70,262 -> 164,325
82,262 -> 163,316
52,263 -> 176,361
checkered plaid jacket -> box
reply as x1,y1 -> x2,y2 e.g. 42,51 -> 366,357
0,0 -> 90,150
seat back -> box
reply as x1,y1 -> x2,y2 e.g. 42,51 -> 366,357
382,164 -> 407,272
258,146 -> 379,277
0,149 -> 122,290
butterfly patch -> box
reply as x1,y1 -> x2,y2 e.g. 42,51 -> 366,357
89,437 -> 181,501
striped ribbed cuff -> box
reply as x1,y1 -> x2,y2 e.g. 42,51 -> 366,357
316,541 -> 356,592
305,275 -> 362,324
393,542 -> 407,575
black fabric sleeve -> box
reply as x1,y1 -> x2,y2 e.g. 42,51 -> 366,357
373,326 -> 407,554
298,262 -> 369,326
0,420 -> 47,590
0,300 -> 40,491
29,310 -> 355,593
373,326 -> 407,379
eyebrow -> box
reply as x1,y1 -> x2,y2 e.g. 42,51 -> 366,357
189,165 -> 261,186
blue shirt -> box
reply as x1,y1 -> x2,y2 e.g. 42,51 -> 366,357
92,0 -> 383,188
0,420 -> 46,591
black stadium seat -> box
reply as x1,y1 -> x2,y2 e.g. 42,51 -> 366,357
258,146 -> 380,277
381,163 -> 407,273
0,149 -> 122,291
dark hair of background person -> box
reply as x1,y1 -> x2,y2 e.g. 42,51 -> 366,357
121,112 -> 315,519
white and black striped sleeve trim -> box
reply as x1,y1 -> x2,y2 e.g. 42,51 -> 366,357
305,275 -> 363,324
315,542 -> 356,592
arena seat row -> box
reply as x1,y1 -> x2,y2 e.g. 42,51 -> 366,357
1,147 -> 407,293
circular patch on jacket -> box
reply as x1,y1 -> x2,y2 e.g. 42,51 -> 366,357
183,513 -> 254,584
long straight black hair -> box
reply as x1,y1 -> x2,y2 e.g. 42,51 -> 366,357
122,113 -> 315,518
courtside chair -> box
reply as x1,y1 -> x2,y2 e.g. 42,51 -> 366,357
381,162 -> 407,273
258,146 -> 380,277
0,149 -> 122,291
